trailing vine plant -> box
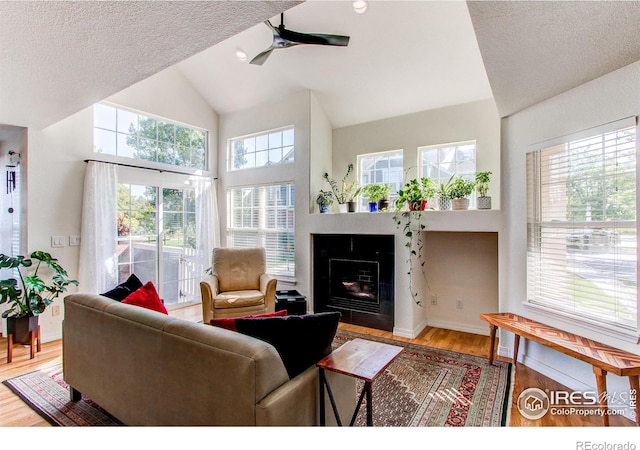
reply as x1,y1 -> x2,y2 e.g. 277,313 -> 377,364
392,174 -> 434,307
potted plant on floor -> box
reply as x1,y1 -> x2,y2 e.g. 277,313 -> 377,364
323,163 -> 361,213
0,251 -> 78,344
361,183 -> 390,212
475,171 -> 493,210
316,190 -> 334,213
449,176 -> 476,210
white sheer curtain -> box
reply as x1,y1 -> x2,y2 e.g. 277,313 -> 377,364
78,161 -> 118,293
195,176 -> 220,287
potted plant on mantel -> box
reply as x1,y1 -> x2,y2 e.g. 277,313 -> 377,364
316,190 -> 334,213
323,163 -> 361,213
0,251 -> 78,344
475,171 -> 493,210
396,177 -> 435,212
448,176 -> 476,210
361,183 -> 391,212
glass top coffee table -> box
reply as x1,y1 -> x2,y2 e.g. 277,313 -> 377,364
317,337 -> 403,426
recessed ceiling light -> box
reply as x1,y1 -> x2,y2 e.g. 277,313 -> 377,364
353,0 -> 367,14
235,48 -> 247,61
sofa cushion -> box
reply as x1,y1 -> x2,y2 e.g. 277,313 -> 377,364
214,290 -> 264,309
101,273 -> 143,301
234,312 -> 341,379
210,309 -> 287,331
122,281 -> 168,315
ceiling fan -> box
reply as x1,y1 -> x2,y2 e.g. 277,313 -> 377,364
250,13 -> 350,65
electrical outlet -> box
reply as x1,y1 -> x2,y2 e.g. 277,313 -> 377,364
456,298 -> 464,309
51,305 -> 61,317
69,235 -> 81,246
430,293 -> 437,305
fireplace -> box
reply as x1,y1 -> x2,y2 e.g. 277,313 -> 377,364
313,234 -> 394,331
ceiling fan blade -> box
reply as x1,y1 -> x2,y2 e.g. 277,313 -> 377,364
278,28 -> 350,47
249,48 -> 274,65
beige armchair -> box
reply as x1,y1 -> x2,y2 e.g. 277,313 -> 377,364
200,247 -> 277,323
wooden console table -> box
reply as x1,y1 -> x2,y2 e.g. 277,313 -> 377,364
317,338 -> 403,426
480,312 -> 640,426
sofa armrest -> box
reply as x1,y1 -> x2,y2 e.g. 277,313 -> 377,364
256,366 -> 356,426
200,275 -> 219,324
259,273 -> 277,312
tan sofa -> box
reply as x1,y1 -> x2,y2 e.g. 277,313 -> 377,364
62,293 -> 355,426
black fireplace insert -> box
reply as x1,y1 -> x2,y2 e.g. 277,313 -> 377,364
313,234 -> 394,331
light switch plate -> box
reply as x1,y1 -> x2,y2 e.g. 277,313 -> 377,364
51,236 -> 66,248
69,235 -> 81,246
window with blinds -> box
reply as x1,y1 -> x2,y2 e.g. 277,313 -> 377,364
226,183 -> 295,278
526,119 -> 638,331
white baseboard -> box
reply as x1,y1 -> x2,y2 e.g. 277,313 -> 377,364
426,319 -> 489,336
393,317 -> 429,339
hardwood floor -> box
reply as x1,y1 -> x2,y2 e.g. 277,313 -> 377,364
0,307 -> 636,427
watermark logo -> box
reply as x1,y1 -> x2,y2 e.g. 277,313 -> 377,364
517,387 -> 636,420
517,387 -> 550,420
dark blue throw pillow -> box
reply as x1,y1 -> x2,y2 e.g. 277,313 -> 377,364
234,312 -> 341,379
101,274 -> 143,301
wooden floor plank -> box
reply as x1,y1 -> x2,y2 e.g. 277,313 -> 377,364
0,307 -> 635,427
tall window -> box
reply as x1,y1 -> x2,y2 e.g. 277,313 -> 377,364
229,127 -> 294,171
419,140 -> 476,190
526,120 -> 637,331
226,183 -> 295,278
94,103 -> 207,170
117,184 -> 200,306
357,150 -> 403,210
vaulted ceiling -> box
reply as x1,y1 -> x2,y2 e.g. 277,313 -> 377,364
2,1 -> 640,136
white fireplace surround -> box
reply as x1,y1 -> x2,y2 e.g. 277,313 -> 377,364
305,209 -> 503,338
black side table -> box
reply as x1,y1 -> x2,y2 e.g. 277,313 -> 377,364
275,290 -> 307,315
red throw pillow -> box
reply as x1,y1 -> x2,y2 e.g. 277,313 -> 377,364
210,309 -> 287,332
122,281 -> 168,315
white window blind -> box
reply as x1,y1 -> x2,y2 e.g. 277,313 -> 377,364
526,119 -> 638,330
226,183 -> 295,278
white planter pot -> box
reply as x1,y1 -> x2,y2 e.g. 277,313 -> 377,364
338,203 -> 348,213
438,198 -> 451,211
451,198 -> 470,210
477,196 -> 492,210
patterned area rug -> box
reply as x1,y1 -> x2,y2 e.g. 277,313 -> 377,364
3,330 -> 512,427
334,329 -> 513,426
2,364 -> 122,426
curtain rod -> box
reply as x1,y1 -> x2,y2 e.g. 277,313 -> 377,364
84,159 -> 217,179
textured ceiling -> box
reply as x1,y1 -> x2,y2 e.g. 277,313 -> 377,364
468,1 -> 640,117
0,0 -> 300,129
3,1 -> 640,135
177,0 -> 493,128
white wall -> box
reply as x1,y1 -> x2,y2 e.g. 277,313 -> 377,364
501,60 -> 640,418
322,99 -> 501,337
25,66 -> 217,342
332,99 -> 501,208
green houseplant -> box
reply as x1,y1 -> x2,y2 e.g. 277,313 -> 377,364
392,176 -> 436,306
0,251 -> 78,343
323,163 -> 361,212
396,177 -> 435,212
435,175 -> 455,211
449,176 -> 476,210
362,183 -> 390,212
316,190 -> 334,213
475,171 -> 493,209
